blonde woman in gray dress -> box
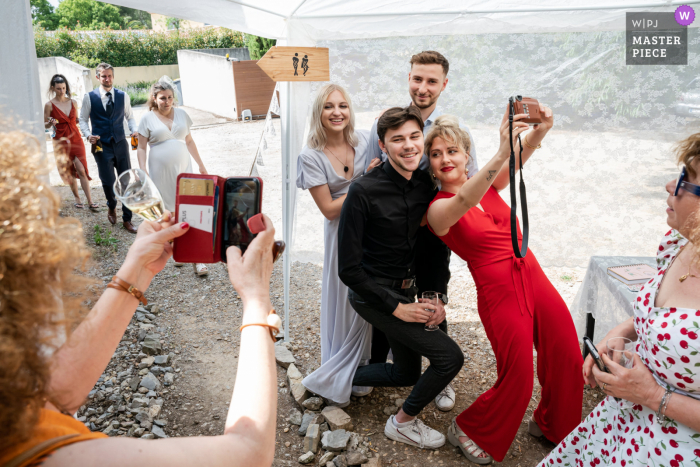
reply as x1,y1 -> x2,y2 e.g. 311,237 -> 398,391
137,79 -> 209,276
297,84 -> 382,406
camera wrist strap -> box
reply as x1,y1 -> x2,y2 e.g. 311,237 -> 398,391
508,106 -> 529,258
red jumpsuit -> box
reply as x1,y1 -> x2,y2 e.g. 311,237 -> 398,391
428,187 -> 583,462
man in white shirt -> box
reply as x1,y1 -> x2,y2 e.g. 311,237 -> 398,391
79,62 -> 139,233
368,51 -> 479,176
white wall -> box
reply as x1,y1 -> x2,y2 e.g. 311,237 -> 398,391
0,0 -> 46,161
38,57 -> 93,110
177,50 -> 236,119
88,64 -> 180,88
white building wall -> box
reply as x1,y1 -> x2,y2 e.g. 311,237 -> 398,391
177,50 -> 236,119
37,57 -> 93,110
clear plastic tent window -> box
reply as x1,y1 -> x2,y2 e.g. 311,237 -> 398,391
105,0 -> 700,341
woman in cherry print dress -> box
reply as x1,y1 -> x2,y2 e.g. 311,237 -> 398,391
538,133 -> 700,467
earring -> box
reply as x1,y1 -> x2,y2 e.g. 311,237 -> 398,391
465,167 -> 469,175
432,173 -> 436,179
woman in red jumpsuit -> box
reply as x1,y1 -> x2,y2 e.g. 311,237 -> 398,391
425,107 -> 583,464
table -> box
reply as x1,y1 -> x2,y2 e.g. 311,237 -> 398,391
571,256 -> 656,359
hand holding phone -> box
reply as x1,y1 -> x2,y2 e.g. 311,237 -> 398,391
583,336 -> 609,374
583,336 -> 621,401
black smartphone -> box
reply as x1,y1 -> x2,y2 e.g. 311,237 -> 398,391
583,337 -> 608,373
583,337 -> 620,400
221,178 -> 262,262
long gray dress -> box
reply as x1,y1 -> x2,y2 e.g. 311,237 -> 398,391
296,130 -> 374,404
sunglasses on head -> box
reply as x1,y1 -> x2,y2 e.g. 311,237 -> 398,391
674,166 -> 700,197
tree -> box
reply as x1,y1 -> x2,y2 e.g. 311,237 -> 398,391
166,17 -> 181,30
56,0 -> 123,30
246,35 -> 276,60
30,0 -> 59,30
117,6 -> 152,29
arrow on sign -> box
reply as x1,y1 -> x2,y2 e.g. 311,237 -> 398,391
256,46 -> 330,82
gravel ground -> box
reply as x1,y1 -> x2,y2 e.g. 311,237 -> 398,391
50,106 -> 615,466
57,183 -> 604,467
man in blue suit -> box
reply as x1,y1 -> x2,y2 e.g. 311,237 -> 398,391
79,62 -> 138,233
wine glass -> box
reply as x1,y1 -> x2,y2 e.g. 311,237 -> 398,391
422,291 -> 440,331
606,337 -> 635,369
113,168 -> 165,222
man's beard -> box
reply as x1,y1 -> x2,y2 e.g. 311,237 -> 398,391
411,93 -> 438,110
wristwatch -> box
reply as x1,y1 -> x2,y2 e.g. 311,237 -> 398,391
439,293 -> 448,305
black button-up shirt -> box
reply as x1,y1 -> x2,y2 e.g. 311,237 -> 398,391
338,161 -> 451,315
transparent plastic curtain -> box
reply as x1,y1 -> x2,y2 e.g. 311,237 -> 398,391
289,29 -> 700,272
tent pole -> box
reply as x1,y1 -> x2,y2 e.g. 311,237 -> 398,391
282,81 -> 292,343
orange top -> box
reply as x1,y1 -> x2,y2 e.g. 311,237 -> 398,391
0,409 -> 107,467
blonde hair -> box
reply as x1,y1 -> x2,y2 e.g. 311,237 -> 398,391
0,125 -> 92,451
307,84 -> 358,150
424,115 -> 472,184
674,132 -> 700,269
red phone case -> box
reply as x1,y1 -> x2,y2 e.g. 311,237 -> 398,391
173,174 -> 262,263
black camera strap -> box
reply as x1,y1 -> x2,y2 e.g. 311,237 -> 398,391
508,98 -> 529,258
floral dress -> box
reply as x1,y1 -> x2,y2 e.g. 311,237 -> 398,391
539,230 -> 700,467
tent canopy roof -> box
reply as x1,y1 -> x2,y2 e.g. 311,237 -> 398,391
109,0 -> 698,41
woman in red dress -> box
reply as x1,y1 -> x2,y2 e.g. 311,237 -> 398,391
425,107 -> 583,464
44,74 -> 97,210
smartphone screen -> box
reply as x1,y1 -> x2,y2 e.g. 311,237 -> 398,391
222,178 -> 261,261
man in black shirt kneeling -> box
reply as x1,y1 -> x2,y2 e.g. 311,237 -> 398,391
338,106 -> 463,450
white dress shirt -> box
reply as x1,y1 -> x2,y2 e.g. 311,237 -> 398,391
79,86 -> 137,138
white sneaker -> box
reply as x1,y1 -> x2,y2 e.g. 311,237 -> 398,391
384,415 -> 445,449
351,386 -> 373,397
435,382 -> 455,411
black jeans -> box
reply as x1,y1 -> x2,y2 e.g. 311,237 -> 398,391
93,138 -> 132,222
349,286 -> 463,417
371,320 -> 449,364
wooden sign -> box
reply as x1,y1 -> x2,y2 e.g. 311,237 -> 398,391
256,46 -> 329,82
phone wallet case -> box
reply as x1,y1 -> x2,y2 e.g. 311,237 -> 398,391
173,173 -> 262,264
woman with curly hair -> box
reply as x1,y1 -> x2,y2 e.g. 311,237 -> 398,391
0,127 -> 278,466
538,133 -> 700,467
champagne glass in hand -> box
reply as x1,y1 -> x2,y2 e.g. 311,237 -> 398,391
114,168 -> 165,222
422,291 -> 440,331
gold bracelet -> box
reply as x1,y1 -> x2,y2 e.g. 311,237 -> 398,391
240,309 -> 281,342
523,134 -> 542,150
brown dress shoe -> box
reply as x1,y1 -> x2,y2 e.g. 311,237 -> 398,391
123,221 -> 137,234
107,208 -> 117,225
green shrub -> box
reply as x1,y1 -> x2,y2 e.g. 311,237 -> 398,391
93,224 -> 118,251
34,27 -> 246,68
115,80 -> 154,106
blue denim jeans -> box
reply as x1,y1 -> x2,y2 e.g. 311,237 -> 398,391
349,286 -> 463,417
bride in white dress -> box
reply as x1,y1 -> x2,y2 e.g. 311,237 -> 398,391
137,78 -> 209,276
296,84 -> 382,405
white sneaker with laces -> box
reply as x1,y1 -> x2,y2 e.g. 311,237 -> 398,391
351,386 -> 373,397
435,382 -> 456,411
384,415 -> 445,449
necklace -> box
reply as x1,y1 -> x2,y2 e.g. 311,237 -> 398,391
679,250 -> 699,282
679,263 -> 698,282
326,144 -> 350,173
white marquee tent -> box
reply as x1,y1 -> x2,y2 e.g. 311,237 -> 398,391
103,0 -> 699,342
4,0 -> 697,342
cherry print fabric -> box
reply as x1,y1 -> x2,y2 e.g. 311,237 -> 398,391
538,230 -> 700,467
